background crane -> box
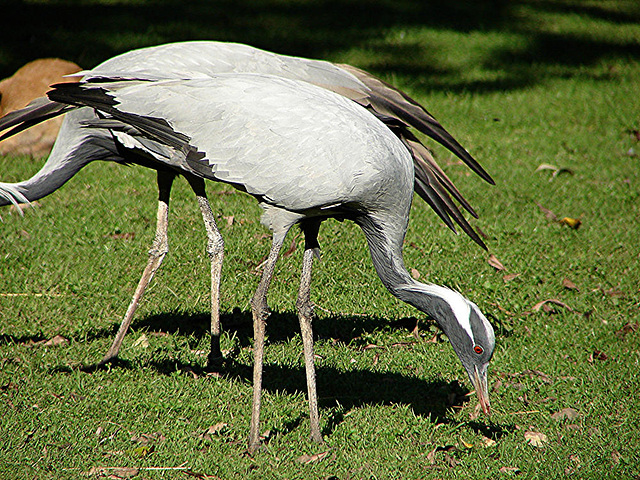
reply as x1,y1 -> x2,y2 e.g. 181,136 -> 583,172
43,73 -> 495,451
0,41 -> 493,368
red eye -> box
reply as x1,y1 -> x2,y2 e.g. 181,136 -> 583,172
474,345 -> 484,355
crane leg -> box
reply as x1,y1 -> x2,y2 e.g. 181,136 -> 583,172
186,176 -> 225,368
100,171 -> 175,365
248,234 -> 286,454
296,245 -> 323,443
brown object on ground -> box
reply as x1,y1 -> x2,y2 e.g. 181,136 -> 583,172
0,58 -> 81,157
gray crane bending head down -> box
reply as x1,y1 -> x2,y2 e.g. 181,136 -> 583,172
1,71 -> 495,451
0,42 -> 494,369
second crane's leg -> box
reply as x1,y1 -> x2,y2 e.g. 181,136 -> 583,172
186,176 -> 224,367
297,244 -> 323,443
100,171 -> 175,364
248,234 -> 286,454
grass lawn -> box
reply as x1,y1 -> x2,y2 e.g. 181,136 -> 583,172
1,1 -> 639,478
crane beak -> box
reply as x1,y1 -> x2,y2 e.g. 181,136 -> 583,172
471,364 -> 491,416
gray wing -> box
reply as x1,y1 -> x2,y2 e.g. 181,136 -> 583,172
47,75 -> 412,214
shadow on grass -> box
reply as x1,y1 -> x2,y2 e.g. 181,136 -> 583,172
2,0 -> 639,93
44,308 -> 512,438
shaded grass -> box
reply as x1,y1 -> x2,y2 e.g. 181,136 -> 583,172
1,0 -> 640,478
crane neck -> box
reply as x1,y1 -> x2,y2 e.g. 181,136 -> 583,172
0,113 -> 110,207
0,152 -> 91,207
356,213 -> 470,337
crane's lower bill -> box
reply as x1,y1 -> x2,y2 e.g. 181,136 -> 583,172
471,365 -> 491,415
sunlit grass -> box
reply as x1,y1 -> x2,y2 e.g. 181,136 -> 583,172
1,1 -> 639,478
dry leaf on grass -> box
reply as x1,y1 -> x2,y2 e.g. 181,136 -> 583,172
108,232 -> 135,240
199,423 -> 228,440
84,466 -> 140,478
460,438 -> 474,449
535,201 -> 558,221
43,335 -> 68,347
551,408 -> 580,421
296,450 -> 330,464
534,202 -> 581,228
524,431 -> 548,447
588,349 -> 608,362
410,267 -> 421,279
131,334 -> 149,349
488,254 -> 506,271
559,217 -> 582,229
615,322 -> 638,339
562,278 -> 579,291
499,466 -> 522,475
532,298 -> 573,313
535,163 -> 574,179
482,436 -> 497,447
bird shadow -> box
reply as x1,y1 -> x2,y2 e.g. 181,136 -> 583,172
45,307 -> 512,439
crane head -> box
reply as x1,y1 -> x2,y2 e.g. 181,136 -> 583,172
446,300 -> 494,415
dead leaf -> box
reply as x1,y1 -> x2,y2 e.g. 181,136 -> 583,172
488,254 -> 506,271
410,267 -> 421,279
532,298 -> 573,313
109,232 -> 135,240
131,334 -> 149,349
481,436 -> 497,447
199,423 -> 228,441
535,201 -> 558,221
363,344 -> 383,350
499,466 -> 521,475
43,335 -> 68,347
560,217 -> 581,229
551,408 -> 580,421
296,450 -> 329,464
503,273 -> 521,283
84,466 -> 139,478
615,322 -> 638,339
223,215 -> 234,227
535,163 -> 574,180
460,438 -> 474,449
588,349 -> 608,362
524,431 -> 548,447
562,278 -> 579,291
536,163 -> 560,172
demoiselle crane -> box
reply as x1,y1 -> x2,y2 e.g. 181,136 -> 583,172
0,42 -> 493,369
26,73 -> 494,450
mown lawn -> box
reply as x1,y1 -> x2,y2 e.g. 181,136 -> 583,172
1,1 -> 639,478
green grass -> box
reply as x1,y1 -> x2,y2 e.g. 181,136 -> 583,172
1,1 -> 640,478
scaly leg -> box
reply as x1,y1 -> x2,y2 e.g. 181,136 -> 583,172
185,175 -> 224,367
296,245 -> 323,443
100,171 -> 175,364
248,234 -> 286,454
